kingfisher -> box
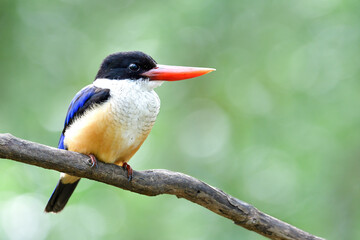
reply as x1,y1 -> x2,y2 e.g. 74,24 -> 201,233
45,51 -> 215,213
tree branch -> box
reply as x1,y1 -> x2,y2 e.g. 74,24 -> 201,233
0,133 -> 324,240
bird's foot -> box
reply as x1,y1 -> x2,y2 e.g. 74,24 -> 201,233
122,162 -> 133,181
88,154 -> 97,168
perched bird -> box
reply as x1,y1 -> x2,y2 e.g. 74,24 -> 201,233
45,51 -> 215,213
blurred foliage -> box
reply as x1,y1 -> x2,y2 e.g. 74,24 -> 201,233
0,0 -> 360,239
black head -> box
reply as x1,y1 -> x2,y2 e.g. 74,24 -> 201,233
95,51 -> 157,80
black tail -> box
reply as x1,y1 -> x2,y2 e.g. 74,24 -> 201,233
45,179 -> 80,213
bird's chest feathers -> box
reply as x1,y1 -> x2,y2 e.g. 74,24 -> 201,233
109,82 -> 160,144
64,79 -> 161,163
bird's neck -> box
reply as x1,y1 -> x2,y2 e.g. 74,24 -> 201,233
93,78 -> 163,91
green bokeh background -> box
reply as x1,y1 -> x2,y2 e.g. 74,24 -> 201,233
0,0 -> 359,239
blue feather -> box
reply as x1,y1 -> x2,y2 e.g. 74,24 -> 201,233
58,133 -> 66,149
58,85 -> 110,150
64,86 -> 97,127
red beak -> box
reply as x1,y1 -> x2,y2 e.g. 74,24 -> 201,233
141,64 -> 215,81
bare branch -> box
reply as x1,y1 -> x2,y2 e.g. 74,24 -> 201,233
0,133 -> 324,240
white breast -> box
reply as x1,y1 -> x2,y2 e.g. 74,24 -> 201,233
94,78 -> 162,146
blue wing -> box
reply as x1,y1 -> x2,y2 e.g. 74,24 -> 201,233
58,85 -> 110,149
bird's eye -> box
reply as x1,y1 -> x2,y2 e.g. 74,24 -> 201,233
128,63 -> 140,72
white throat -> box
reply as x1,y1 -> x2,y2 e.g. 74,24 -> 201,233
93,78 -> 163,91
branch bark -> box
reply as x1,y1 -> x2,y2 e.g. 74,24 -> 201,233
0,133 -> 324,240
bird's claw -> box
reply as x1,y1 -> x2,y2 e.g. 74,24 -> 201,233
88,154 -> 97,168
122,162 -> 133,181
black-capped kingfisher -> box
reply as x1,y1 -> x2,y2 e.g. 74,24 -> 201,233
45,51 -> 215,213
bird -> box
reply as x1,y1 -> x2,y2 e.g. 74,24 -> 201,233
44,51 -> 215,213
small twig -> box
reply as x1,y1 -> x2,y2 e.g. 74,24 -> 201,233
0,133 -> 324,240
